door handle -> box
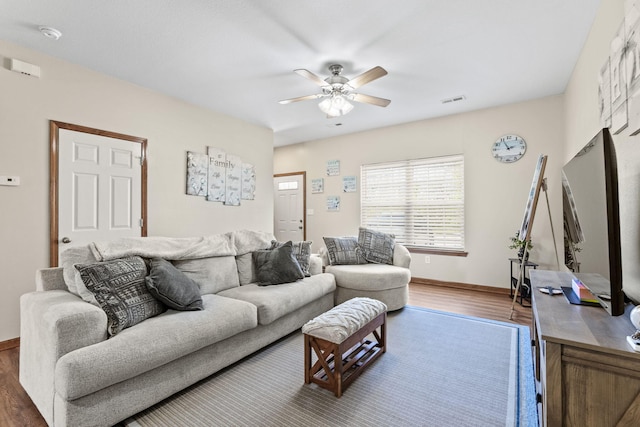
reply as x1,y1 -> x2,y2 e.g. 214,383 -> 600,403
298,226 -> 303,230
61,237 -> 71,244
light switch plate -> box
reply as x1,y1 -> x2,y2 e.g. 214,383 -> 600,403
0,176 -> 20,186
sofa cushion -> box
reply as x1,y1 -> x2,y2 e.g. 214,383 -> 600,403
270,240 -> 313,276
60,245 -> 99,304
172,255 -> 240,294
55,294 -> 258,400
229,229 -> 274,256
217,273 -> 336,325
323,236 -> 367,265
236,253 -> 258,285
76,256 -> 166,336
358,227 -> 395,265
326,264 -> 411,291
253,241 -> 304,285
146,258 -> 203,311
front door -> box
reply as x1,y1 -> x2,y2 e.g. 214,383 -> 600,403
273,172 -> 305,242
50,121 -> 147,266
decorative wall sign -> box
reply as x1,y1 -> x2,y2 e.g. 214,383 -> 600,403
311,178 -> 324,193
241,163 -> 256,200
326,160 -> 340,176
186,152 -> 208,196
599,58 -> 612,128
207,147 -> 226,202
224,154 -> 242,206
598,1 -> 640,135
610,21 -> 629,135
342,176 -> 357,192
327,196 -> 340,212
186,147 -> 256,206
626,3 -> 640,135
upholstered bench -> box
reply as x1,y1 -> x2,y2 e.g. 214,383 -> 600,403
302,297 -> 387,397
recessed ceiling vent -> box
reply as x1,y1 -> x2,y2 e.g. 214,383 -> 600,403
441,95 -> 466,104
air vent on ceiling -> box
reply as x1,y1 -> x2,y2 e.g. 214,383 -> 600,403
441,95 -> 466,104
9,58 -> 41,78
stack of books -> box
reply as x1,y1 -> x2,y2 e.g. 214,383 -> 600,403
571,278 -> 599,303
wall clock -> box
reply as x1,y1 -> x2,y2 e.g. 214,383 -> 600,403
491,134 -> 527,163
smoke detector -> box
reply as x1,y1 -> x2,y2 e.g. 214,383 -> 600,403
39,26 -> 62,40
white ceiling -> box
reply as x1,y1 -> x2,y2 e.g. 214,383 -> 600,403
1,0 -> 601,146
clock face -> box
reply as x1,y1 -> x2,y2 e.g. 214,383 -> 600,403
492,134 -> 526,163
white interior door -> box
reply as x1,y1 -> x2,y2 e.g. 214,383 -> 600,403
56,127 -> 144,261
274,173 -> 305,242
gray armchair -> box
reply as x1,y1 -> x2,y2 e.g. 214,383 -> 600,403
319,244 -> 411,311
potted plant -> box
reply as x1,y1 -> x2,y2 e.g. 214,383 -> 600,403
509,231 -> 533,261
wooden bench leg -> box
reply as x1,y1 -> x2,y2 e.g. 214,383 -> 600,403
304,334 -> 311,384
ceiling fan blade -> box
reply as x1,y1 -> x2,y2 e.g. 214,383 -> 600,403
294,69 -> 329,87
352,93 -> 391,107
347,66 -> 388,89
278,94 -> 322,104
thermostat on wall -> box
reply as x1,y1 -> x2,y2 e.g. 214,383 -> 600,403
0,176 -> 20,186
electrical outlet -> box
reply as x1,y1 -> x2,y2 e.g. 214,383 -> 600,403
0,176 -> 20,186
424,255 -> 431,264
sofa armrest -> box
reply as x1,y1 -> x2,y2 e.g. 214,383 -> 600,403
393,244 -> 411,268
309,254 -> 323,275
19,290 -> 107,423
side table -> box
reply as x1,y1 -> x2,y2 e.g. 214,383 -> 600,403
509,258 -> 538,306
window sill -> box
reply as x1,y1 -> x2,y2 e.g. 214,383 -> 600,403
405,247 -> 468,257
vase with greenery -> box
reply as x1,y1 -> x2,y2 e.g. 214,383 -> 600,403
509,231 -> 533,261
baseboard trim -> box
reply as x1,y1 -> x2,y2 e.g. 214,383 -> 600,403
0,337 -> 20,351
411,277 -> 510,296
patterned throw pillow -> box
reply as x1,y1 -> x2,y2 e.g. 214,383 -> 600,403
322,236 -> 367,265
76,256 -> 166,337
252,241 -> 304,285
270,240 -> 312,276
358,227 -> 395,264
146,258 -> 203,311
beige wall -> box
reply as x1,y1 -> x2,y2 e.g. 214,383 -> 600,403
564,0 -> 624,159
275,96 -> 565,289
0,40 -> 274,341
564,0 -> 640,304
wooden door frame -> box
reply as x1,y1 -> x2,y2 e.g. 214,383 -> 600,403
273,171 -> 306,240
49,121 -> 148,266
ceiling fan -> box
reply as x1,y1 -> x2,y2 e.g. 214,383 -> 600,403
278,64 -> 391,118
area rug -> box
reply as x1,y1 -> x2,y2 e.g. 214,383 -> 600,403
124,306 -> 537,426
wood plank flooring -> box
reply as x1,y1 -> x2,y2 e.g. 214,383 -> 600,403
0,282 -> 531,427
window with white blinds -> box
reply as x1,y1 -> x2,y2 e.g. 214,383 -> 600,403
361,155 -> 465,250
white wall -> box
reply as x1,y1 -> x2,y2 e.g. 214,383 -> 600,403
275,96 -> 565,289
0,40 -> 274,341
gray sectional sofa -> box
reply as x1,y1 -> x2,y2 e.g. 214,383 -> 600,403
20,230 -> 336,427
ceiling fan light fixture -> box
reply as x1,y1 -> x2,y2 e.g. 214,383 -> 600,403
318,94 -> 353,117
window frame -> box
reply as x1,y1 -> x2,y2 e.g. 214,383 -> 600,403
360,154 -> 466,255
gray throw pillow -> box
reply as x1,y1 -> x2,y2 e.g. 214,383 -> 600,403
270,240 -> 312,276
252,241 -> 304,285
323,236 -> 367,265
146,258 -> 203,311
358,227 -> 395,264
76,256 -> 166,337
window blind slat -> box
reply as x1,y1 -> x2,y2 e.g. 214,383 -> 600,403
361,154 -> 464,250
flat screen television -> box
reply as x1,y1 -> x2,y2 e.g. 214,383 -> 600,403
562,128 -> 625,316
